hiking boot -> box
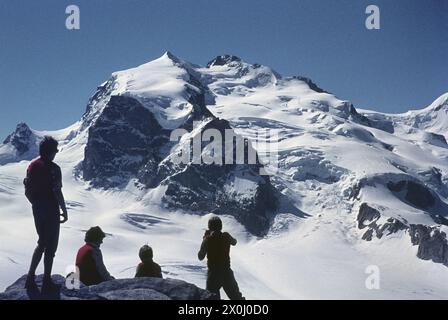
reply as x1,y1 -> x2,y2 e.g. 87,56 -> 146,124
42,276 -> 60,293
24,275 -> 38,291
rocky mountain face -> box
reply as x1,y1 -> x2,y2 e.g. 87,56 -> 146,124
353,171 -> 448,267
357,203 -> 448,266
82,95 -> 171,188
0,275 -> 215,300
158,117 -> 277,234
80,53 -> 277,236
197,54 -> 448,268
1,52 -> 447,270
3,123 -> 35,154
0,123 -> 39,165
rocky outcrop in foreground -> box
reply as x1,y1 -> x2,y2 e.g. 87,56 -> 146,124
0,275 -> 215,300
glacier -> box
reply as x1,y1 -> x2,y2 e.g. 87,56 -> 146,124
0,52 -> 447,299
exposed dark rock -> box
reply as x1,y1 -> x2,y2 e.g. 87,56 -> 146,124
357,113 -> 395,134
357,203 -> 381,230
0,123 -> 40,165
423,132 -> 447,147
207,55 -> 242,68
434,101 -> 448,112
291,76 -> 328,94
357,174 -> 448,227
83,95 -> 169,188
80,53 -> 279,236
357,203 -> 448,267
361,229 -> 375,241
357,203 -> 407,241
409,225 -> 448,266
418,167 -> 448,198
81,78 -> 116,131
82,95 -> 278,235
381,142 -> 394,151
0,274 -> 215,300
432,214 -> 448,226
331,101 -> 394,136
347,105 -> 395,135
160,117 -> 277,236
387,180 -> 436,209
382,217 -> 408,235
349,182 -> 363,200
369,119 -> 395,134
3,123 -> 36,156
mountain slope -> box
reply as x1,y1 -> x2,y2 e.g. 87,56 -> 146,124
206,70 -> 448,265
78,52 -> 277,235
0,52 -> 447,298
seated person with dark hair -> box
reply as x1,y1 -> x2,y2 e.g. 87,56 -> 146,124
75,226 -> 114,286
135,245 -> 163,278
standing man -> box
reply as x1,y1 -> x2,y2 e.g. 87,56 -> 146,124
24,136 -> 68,292
198,216 -> 245,300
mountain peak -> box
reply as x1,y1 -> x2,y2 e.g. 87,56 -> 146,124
160,50 -> 182,63
15,122 -> 30,131
1,122 -> 38,163
430,92 -> 448,112
206,54 -> 242,68
3,122 -> 32,144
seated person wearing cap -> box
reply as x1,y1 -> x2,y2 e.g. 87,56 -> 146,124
75,226 -> 114,286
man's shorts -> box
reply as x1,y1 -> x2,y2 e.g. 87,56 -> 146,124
32,203 -> 60,255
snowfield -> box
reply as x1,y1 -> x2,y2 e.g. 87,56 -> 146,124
1,52 -> 447,299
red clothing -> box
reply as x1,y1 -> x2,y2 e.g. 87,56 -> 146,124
26,157 -> 61,210
76,243 -> 112,286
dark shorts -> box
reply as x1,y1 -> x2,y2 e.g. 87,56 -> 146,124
32,203 -> 60,255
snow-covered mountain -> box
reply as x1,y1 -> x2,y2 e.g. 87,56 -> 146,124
0,123 -> 40,165
0,52 -> 447,299
79,52 -> 276,235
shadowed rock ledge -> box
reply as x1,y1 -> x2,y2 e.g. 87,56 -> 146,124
0,275 -> 216,300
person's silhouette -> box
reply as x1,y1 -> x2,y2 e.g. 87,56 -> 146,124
198,216 -> 245,300
24,136 -> 68,293
75,226 -> 114,285
135,245 -> 163,278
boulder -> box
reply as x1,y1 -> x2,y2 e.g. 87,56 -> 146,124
0,275 -> 215,300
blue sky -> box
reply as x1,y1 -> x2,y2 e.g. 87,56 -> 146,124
0,0 -> 447,139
